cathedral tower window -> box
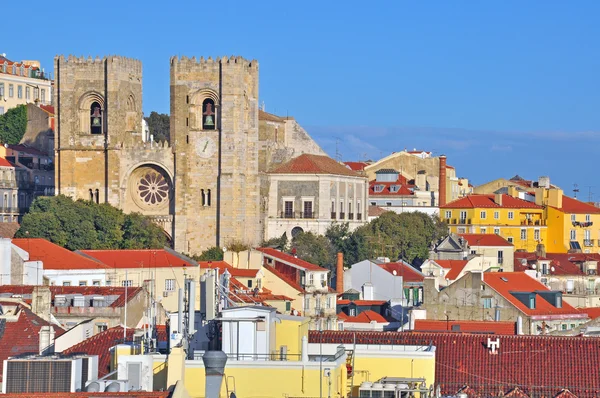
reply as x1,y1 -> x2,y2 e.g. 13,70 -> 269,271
207,189 -> 211,206
89,189 -> 94,202
90,102 -> 103,134
95,189 -> 100,204
202,99 -> 216,130
201,189 -> 206,206
125,95 -> 137,132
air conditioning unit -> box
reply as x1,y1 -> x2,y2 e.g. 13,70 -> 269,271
117,355 -> 153,391
85,380 -> 129,393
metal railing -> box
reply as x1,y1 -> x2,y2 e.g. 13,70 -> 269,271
584,239 -> 595,247
339,212 -> 345,220
279,211 -> 316,219
357,213 -> 362,220
0,207 -> 20,214
348,213 -> 354,220
331,212 -> 336,220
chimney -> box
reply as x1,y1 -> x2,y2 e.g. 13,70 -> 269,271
439,155 -> 447,206
32,286 -> 52,323
202,350 -> 228,398
494,193 -> 503,206
38,325 -> 55,355
336,252 -> 344,293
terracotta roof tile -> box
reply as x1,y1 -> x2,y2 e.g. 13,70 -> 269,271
344,161 -> 369,171
0,157 -> 14,167
369,177 -> 414,196
580,307 -> 600,320
377,262 -> 424,283
11,239 -> 107,270
345,310 -> 388,323
554,196 -> 600,214
310,331 -> 600,397
80,249 -> 196,268
459,234 -> 513,247
337,299 -> 387,306
431,259 -> 468,270
2,393 -> 170,398
269,154 -> 360,177
413,319 -> 516,335
441,194 -> 542,209
442,260 -> 469,280
201,261 -> 259,277
257,247 -> 327,271
483,272 -> 585,317
0,285 -> 142,308
62,326 -> 134,376
0,223 -> 20,238
368,206 -> 388,217
262,264 -> 304,293
39,105 -> 55,115
0,305 -> 66,381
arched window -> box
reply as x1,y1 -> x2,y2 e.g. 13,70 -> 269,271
202,99 -> 216,130
201,189 -> 205,206
206,189 -> 211,206
90,102 -> 103,134
89,189 -> 94,202
94,189 -> 100,204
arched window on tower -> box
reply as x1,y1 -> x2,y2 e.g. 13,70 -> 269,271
89,189 -> 94,202
207,189 -> 211,206
90,102 -> 103,134
202,99 -> 216,130
201,189 -> 206,207
94,189 -> 100,204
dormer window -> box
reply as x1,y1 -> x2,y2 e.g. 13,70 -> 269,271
92,296 -> 105,307
390,185 -> 400,193
373,185 -> 384,193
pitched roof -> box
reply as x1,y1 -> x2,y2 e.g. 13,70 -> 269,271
258,109 -> 285,122
39,104 -> 55,115
483,272 -> 585,317
11,239 -> 107,270
269,154 -> 360,177
337,299 -> 387,306
441,260 -> 469,280
0,223 -> 20,238
413,319 -> 516,335
0,305 -> 66,381
1,393 -> 171,398
62,326 -> 134,376
369,178 -> 414,196
0,286 -> 143,308
262,264 -> 304,293
0,157 -> 15,167
201,260 -> 260,277
432,259 -> 468,270
377,262 -> 424,283
79,249 -> 196,268
344,161 -> 368,171
441,194 -> 542,209
310,331 -> 600,398
257,247 -> 327,271
368,206 -> 388,217
580,307 -> 600,320
345,310 -> 388,323
6,144 -> 47,157
555,195 -> 600,214
459,234 -> 513,247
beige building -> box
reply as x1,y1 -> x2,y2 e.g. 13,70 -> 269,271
0,54 -> 52,114
54,54 -> 325,255
0,158 -> 22,222
266,154 -> 368,240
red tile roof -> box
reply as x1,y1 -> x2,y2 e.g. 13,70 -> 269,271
7,144 -> 47,157
377,262 -> 424,283
337,311 -> 350,320
459,234 -> 513,247
345,310 -> 388,323
483,272 -> 585,317
0,304 -> 66,381
262,264 -> 304,293
2,393 -> 170,398
513,252 -> 597,276
368,206 -> 388,217
444,261 -> 469,280
441,194 -> 542,209
269,154 -> 360,177
413,319 -> 516,335
0,286 -> 143,308
310,331 -> 600,398
257,247 -> 327,271
62,326 -> 134,376
80,249 -> 195,268
369,178 -> 414,196
201,261 -> 259,277
344,161 -> 369,171
0,157 -> 14,167
580,307 -> 600,320
0,222 -> 19,238
39,104 -> 55,115
554,195 -> 600,214
337,299 -> 387,306
431,259 -> 468,270
11,239 -> 107,270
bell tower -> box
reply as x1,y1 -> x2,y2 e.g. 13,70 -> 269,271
170,56 -> 261,253
54,55 -> 143,206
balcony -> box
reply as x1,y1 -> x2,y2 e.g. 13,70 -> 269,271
497,257 -> 504,265
458,218 -> 471,224
357,213 -> 362,221
348,213 -> 354,220
0,181 -> 17,189
573,221 -> 593,228
331,212 -> 336,220
279,211 -> 316,219
584,239 -> 595,247
0,207 -> 20,214
521,219 -> 546,226
339,212 -> 345,220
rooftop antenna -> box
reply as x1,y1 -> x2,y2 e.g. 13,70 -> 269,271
335,138 -> 342,162
573,184 -> 579,199
586,186 -> 595,202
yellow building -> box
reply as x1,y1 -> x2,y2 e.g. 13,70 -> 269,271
0,55 -> 52,115
535,188 -> 600,253
441,190 -> 547,251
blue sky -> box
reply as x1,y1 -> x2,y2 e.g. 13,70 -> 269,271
3,1 -> 599,196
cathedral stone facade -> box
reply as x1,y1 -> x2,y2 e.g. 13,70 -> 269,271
54,54 -> 326,254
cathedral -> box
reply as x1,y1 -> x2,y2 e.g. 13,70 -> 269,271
54,55 -> 326,255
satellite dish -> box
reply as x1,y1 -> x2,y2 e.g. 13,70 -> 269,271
520,259 -> 527,266
551,266 -> 555,272
531,263 -> 537,270
223,247 -> 228,252
392,270 -> 397,276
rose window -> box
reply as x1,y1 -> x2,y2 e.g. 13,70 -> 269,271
138,172 -> 169,205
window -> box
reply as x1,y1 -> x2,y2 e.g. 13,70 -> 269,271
8,84 -> 14,98
92,280 -> 101,286
529,295 -> 535,309
320,273 -> 326,287
303,200 -> 313,218
386,202 -> 392,206
520,229 -> 526,240
507,237 -> 514,243
247,279 -> 253,288
40,89 -> 46,102
370,201 -> 376,206
26,86 -> 30,100
494,211 -> 499,219
122,280 -> 133,287
534,229 -> 540,241
34,87 -> 39,99
445,211 -> 451,219
308,273 -> 314,286
90,102 -> 103,134
357,200 -> 362,215
165,279 -> 176,291
494,228 -> 500,235
285,301 -> 291,311
284,200 -> 293,218
62,281 -> 71,286
349,308 -> 356,316
508,211 -> 514,220
327,296 -> 333,309
0,83 -> 4,98
585,229 -> 591,240
331,200 -> 335,213
457,227 -> 466,233
17,85 -> 22,99
79,281 -> 87,286
571,214 -> 576,222
483,298 -> 492,309
339,200 -> 344,218
586,214 -> 591,222
315,298 -> 321,311
97,323 -> 108,333
561,324 -> 567,331
480,211 -> 486,219
570,230 -> 576,240
202,98 -> 216,130
12,65 -> 16,74
304,297 -> 310,311
480,228 -> 487,234
373,185 -> 384,193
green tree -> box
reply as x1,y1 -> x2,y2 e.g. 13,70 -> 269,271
16,195 -> 168,250
144,111 -> 170,143
196,246 -> 224,261
291,231 -> 335,270
262,232 -> 288,250
0,105 -> 27,145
